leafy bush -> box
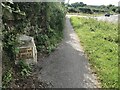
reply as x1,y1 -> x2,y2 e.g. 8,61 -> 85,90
2,69 -> 12,87
16,2 -> 66,54
78,7 -> 93,14
17,60 -> 31,77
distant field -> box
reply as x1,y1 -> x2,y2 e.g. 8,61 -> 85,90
70,17 -> 118,88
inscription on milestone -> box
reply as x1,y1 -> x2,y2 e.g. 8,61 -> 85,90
16,47 -> 33,59
15,35 -> 37,64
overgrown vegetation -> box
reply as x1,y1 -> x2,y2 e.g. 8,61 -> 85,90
66,2 -> 119,14
2,1 -> 66,88
70,17 -> 118,88
16,2 -> 66,54
2,69 -> 12,87
17,60 -> 31,77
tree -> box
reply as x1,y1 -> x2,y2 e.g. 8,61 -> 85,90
71,2 -> 86,8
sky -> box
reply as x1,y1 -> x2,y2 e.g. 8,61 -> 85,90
65,0 -> 120,6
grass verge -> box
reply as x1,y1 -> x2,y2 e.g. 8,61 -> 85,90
70,16 -> 118,88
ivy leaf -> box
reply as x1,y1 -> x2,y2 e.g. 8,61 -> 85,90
15,47 -> 20,54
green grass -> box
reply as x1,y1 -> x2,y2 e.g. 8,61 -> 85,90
70,17 -> 118,88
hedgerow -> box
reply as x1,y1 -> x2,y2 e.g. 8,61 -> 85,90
2,1 -> 66,87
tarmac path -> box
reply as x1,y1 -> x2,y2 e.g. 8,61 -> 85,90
37,16 -> 100,88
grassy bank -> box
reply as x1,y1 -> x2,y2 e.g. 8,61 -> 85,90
70,17 -> 118,88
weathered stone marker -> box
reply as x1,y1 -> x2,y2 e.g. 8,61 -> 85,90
15,35 -> 37,65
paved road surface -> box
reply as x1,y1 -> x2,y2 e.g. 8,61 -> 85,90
95,15 -> 118,23
67,14 -> 119,23
37,16 -> 100,88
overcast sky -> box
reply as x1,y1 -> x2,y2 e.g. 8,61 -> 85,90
65,0 -> 120,6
